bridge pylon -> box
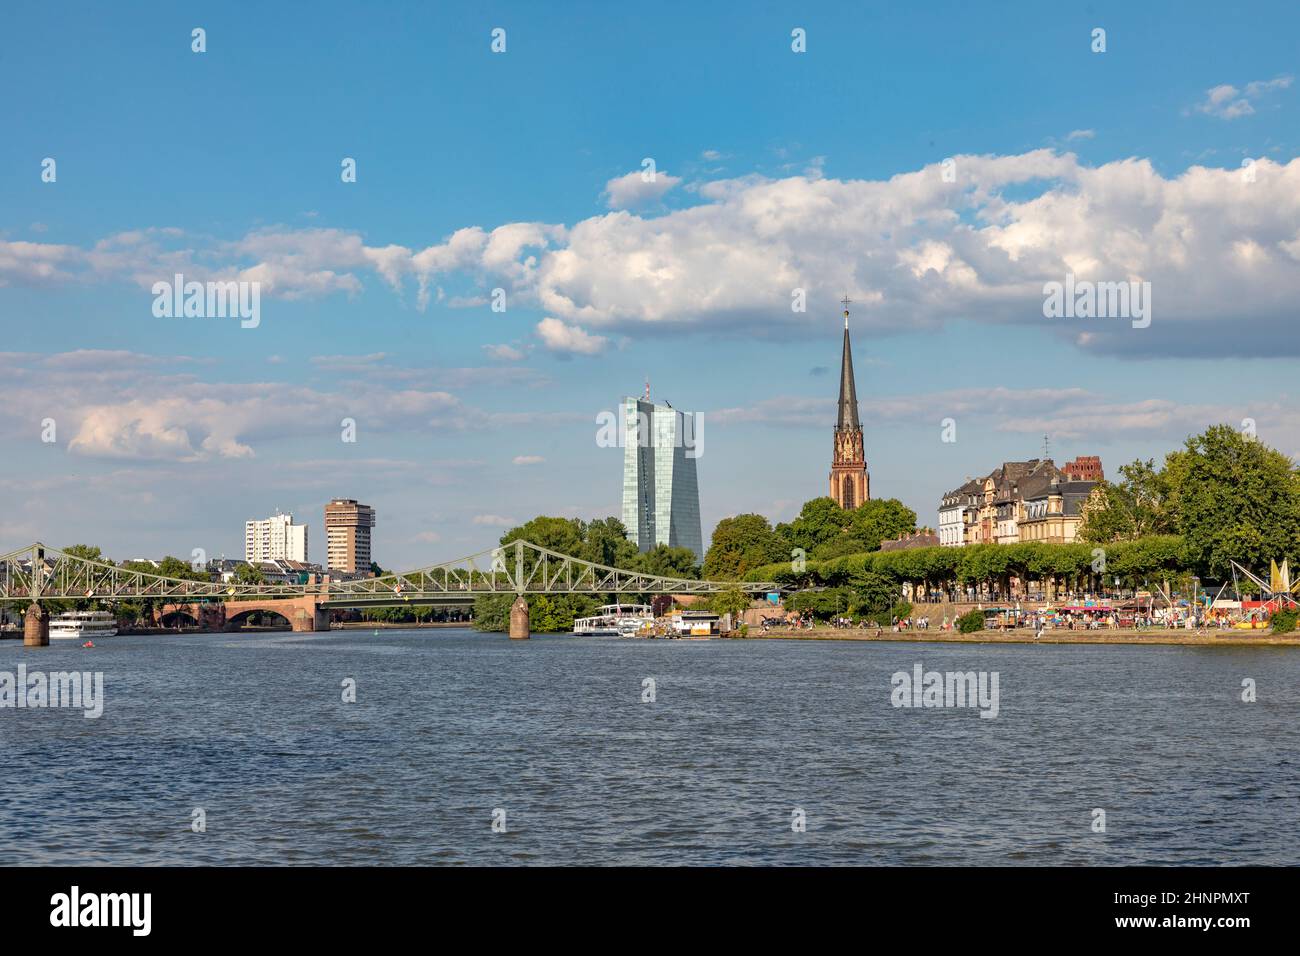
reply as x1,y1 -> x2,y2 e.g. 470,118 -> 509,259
24,603 -> 49,646
509,595 -> 529,640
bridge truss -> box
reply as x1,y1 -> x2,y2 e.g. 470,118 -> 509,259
0,540 -> 778,606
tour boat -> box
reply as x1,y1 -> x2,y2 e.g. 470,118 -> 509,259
573,603 -> 655,636
49,610 -> 119,640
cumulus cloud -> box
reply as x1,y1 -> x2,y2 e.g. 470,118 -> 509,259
483,343 -> 527,361
0,351 -> 492,462
603,168 -> 682,209
710,385 -> 1288,447
536,317 -> 608,355
1192,75 -> 1293,119
0,240 -> 81,285
9,151 -> 1300,356
512,455 -> 544,465
1065,129 -> 1095,141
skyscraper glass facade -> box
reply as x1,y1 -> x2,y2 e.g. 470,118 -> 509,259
621,397 -> 703,562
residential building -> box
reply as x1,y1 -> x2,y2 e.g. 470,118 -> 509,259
1062,455 -> 1104,482
972,459 -> 1062,545
1019,478 -> 1102,543
939,479 -> 982,547
941,457 -> 1102,546
621,391 -> 704,562
244,512 -> 309,563
880,530 -> 940,552
829,302 -> 870,508
324,498 -> 376,573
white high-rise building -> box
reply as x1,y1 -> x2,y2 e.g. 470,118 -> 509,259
245,513 -> 309,563
620,394 -> 703,562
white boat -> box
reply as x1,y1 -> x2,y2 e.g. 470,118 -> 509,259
49,610 -> 118,640
573,603 -> 654,636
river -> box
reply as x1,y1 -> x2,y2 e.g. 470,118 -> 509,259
2,628 -> 1296,865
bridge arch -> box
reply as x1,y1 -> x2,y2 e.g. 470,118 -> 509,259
224,597 -> 329,632
159,608 -> 200,628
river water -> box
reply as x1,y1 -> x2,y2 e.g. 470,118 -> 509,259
2,628 -> 1296,865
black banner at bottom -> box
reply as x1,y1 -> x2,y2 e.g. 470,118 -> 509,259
0,866 -> 1289,942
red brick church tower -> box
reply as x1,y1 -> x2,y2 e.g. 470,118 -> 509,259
829,297 -> 870,508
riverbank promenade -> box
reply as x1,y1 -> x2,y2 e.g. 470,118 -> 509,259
740,626 -> 1300,647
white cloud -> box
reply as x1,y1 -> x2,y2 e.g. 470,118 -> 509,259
472,514 -> 514,526
1065,129 -> 1095,141
603,168 -> 682,209
536,317 -> 608,355
0,240 -> 80,285
0,351 -> 487,462
11,150 -> 1300,356
483,343 -> 527,361
1192,75 -> 1293,119
711,385 -> 1289,445
512,455 -> 545,465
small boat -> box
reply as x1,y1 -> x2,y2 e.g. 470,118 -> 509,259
573,603 -> 654,636
49,610 -> 118,641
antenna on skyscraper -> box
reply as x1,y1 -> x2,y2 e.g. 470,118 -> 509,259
644,378 -> 650,401
1042,434 -> 1050,459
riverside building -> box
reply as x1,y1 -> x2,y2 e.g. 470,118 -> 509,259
939,458 -> 1102,546
324,498 -> 376,573
244,512 -> 309,563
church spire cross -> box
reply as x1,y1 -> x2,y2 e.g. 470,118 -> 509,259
840,293 -> 851,329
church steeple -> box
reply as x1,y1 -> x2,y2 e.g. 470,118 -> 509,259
836,298 -> 860,432
829,296 -> 869,508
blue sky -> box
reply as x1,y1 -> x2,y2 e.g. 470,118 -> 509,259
2,1 -> 1298,567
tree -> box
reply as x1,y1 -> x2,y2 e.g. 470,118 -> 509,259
235,563 -> 266,585
776,497 -> 848,554
1171,425 -> 1300,579
712,587 -> 750,621
472,594 -> 512,632
1080,458 -> 1177,542
841,498 -> 917,554
633,544 -> 699,579
62,544 -> 106,563
581,517 -> 641,568
703,514 -> 787,579
500,516 -> 586,556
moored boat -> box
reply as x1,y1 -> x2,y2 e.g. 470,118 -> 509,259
574,603 -> 654,636
49,610 -> 119,640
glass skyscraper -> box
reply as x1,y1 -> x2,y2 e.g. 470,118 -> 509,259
621,396 -> 703,563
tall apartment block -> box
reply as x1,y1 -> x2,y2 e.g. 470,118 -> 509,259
620,394 -> 704,563
324,498 -> 376,573
244,513 -> 309,563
